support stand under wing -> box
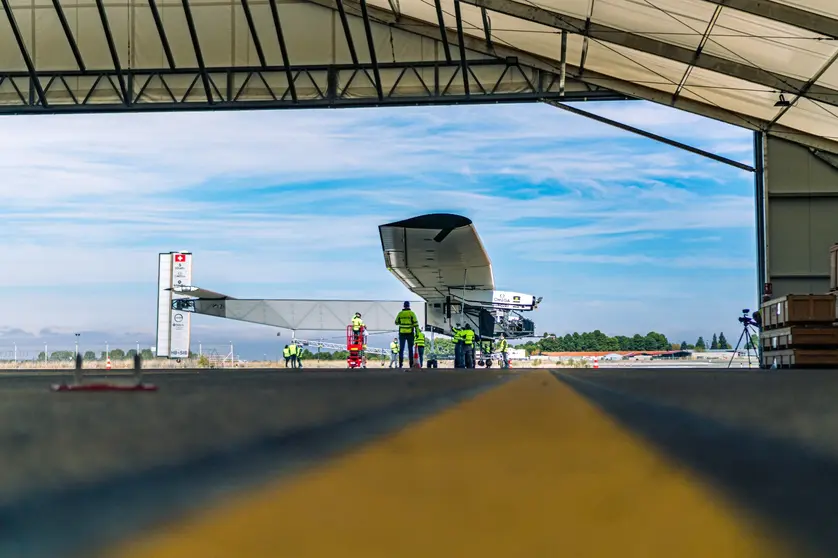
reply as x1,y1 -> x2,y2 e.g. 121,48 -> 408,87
169,286 -> 425,332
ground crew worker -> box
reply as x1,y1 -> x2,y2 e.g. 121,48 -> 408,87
415,330 -> 426,368
498,334 -> 509,369
352,312 -> 365,343
282,345 -> 291,367
395,301 -> 419,368
462,325 -> 475,368
452,324 -> 465,368
288,342 -> 299,369
389,337 -> 398,368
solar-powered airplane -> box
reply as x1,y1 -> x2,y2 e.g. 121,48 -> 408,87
155,213 -> 541,359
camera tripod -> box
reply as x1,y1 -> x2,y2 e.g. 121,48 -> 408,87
727,319 -> 760,369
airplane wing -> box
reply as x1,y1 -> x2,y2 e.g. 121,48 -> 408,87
378,213 -> 494,302
169,285 -> 417,331
196,299 -> 416,332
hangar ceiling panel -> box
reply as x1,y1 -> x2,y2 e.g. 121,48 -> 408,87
779,98 -> 838,139
581,0 -> 717,51
771,0 -> 838,20
705,9 -> 835,83
679,66 -> 783,125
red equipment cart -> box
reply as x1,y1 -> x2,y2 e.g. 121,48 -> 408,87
346,325 -> 365,368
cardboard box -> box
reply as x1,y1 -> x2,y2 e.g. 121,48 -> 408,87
760,325 -> 838,350
761,348 -> 838,368
761,294 -> 836,329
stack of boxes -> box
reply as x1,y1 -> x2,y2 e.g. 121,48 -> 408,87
759,295 -> 838,367
760,244 -> 838,368
831,243 -> 838,295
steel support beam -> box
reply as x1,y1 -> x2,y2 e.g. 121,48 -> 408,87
268,0 -> 297,102
701,0 -> 838,39
358,0 -> 383,101
673,5 -> 721,103
241,0 -> 267,67
454,0 -> 470,96
753,130 -> 766,301
1,0 -> 47,107
578,1 -> 593,76
463,0 -> 838,108
148,0 -> 176,69
559,30 -> 566,96
335,0 -> 359,65
481,7 -> 492,48
545,99 -> 755,172
94,0 -> 128,103
0,60 -> 627,115
51,0 -> 85,71
181,0 -> 213,103
434,0 -> 452,62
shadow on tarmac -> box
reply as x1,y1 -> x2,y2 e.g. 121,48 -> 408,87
555,371 -> 838,558
0,376 -> 506,558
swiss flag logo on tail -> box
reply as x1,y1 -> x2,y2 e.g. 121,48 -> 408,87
174,254 -> 186,262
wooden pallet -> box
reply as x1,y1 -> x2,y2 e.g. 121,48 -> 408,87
760,325 -> 838,351
761,348 -> 838,369
761,294 -> 836,330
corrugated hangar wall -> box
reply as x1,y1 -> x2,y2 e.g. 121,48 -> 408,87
763,136 -> 838,298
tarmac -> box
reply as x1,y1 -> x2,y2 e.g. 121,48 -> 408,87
2,366 -> 838,557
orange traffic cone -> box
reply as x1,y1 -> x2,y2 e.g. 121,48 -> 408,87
413,344 -> 420,369
106,357 -> 112,371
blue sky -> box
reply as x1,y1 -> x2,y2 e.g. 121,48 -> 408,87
0,100 -> 757,359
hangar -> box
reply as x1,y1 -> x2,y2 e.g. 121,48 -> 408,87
1,0 -> 837,298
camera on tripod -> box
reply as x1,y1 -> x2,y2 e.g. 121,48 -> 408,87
728,308 -> 760,369
738,308 -> 758,327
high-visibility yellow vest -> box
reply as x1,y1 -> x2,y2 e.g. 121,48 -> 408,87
415,332 -> 425,347
289,344 -> 298,356
462,329 -> 475,345
395,309 -> 419,333
283,347 -> 290,358
390,342 -> 398,353
498,339 -> 508,352
352,316 -> 364,331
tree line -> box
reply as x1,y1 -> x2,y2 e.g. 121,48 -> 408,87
515,330 -> 758,355
519,330 -> 673,354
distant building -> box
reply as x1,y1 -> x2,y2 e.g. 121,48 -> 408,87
654,350 -> 692,359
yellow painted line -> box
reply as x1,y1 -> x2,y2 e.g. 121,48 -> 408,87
104,370 -> 800,558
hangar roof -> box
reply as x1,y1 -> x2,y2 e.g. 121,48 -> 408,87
2,0 -> 837,153
367,0 -> 838,152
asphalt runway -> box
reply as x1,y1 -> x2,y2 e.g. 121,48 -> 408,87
2,367 -> 838,557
